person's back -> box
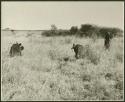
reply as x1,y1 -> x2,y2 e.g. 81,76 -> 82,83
104,32 -> 111,49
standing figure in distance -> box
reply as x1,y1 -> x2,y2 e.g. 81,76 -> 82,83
104,32 -> 111,50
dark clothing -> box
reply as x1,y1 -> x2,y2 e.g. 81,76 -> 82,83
104,33 -> 111,49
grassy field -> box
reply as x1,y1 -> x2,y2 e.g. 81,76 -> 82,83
1,30 -> 124,101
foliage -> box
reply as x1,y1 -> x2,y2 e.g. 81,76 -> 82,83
70,26 -> 78,35
42,24 -> 123,38
42,29 -> 70,37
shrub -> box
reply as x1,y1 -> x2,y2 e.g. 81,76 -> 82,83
99,27 -> 123,38
57,30 -> 70,36
79,24 -> 99,37
42,30 -> 53,37
70,26 -> 78,35
42,24 -> 123,38
42,30 -> 70,37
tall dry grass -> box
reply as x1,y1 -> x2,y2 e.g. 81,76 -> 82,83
1,31 -> 124,101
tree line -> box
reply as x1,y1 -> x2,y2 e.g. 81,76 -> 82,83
42,24 -> 123,38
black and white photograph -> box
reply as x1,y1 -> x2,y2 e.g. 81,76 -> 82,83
1,1 -> 124,101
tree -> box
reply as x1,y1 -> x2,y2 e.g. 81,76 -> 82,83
50,24 -> 58,35
80,24 -> 95,37
51,24 -> 57,31
70,26 -> 78,35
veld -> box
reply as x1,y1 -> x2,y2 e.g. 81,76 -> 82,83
1,30 -> 124,101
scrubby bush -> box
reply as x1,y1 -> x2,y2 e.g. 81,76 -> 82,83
42,30 -> 70,37
79,24 -> 95,37
42,24 -> 123,38
42,30 -> 54,37
70,26 -> 78,35
57,30 -> 70,36
99,27 -> 123,38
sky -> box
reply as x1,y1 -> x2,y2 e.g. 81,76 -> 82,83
1,1 -> 124,30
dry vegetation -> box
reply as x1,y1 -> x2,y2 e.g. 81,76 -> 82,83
1,30 -> 124,101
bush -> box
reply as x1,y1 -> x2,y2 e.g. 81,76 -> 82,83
99,27 -> 123,38
42,30 -> 70,37
42,30 -> 53,37
57,30 -> 70,36
70,26 -> 78,35
79,24 -> 99,37
42,24 -> 123,38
